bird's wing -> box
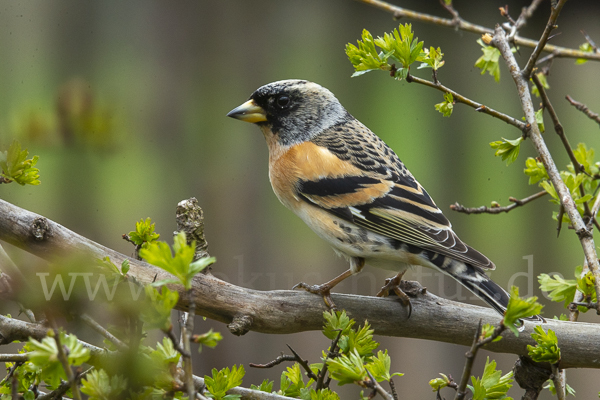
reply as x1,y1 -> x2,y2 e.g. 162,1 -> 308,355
299,121 -> 494,270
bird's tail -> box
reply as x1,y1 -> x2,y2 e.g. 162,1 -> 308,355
441,260 -> 544,321
456,269 -> 510,316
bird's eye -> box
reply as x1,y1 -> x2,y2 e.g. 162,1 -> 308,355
276,95 -> 290,108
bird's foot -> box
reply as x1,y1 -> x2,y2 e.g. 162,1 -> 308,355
376,273 -> 412,318
293,282 -> 337,310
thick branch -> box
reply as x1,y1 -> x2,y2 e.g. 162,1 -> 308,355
492,25 -> 600,312
1,199 -> 599,369
358,0 -> 600,62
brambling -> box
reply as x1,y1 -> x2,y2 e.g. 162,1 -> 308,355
227,79 -> 510,316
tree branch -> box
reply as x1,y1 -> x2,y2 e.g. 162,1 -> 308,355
566,95 -> 600,127
406,74 -> 527,130
522,0 -> 567,79
1,199 -> 599,369
450,191 -> 547,215
357,0 -> 600,62
491,25 -> 600,313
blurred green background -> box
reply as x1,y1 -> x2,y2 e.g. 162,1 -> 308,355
1,1 -> 599,398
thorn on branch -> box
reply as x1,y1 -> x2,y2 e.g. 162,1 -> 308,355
287,344 -> 319,381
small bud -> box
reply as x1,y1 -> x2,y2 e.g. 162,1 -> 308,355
481,33 -> 494,45
491,201 -> 501,208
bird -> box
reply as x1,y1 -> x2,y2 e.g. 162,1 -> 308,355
227,79 -> 511,317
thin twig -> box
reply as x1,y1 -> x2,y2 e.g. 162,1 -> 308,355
531,74 -> 594,222
249,354 -> 297,368
357,0 -> 600,62
570,301 -> 598,311
455,321 -> 505,400
316,329 -> 343,390
492,24 -> 600,313
80,313 -> 128,352
50,320 -> 83,400
183,290 -> 196,400
406,74 -> 527,130
0,354 -> 28,362
522,0 -> 567,79
439,0 -> 461,26
365,369 -> 394,400
532,75 -> 585,173
286,345 -> 319,381
37,367 -> 94,400
165,326 -> 190,357
551,364 -> 566,400
581,30 -> 598,52
450,191 -> 547,215
565,95 -> 600,127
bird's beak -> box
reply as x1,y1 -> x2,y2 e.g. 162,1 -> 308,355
226,99 -> 267,123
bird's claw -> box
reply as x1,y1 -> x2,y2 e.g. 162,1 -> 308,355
376,275 -> 412,318
293,282 -> 338,310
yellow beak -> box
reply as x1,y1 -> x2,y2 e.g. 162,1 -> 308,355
226,99 -> 267,123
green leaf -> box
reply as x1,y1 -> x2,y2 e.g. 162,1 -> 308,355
374,23 -> 425,72
490,137 -> 523,165
576,42 -> 594,64
145,337 -> 182,390
96,256 -> 122,276
538,273 -> 576,308
279,364 -> 314,398
365,350 -> 403,382
535,108 -> 545,133
139,231 -> 216,290
429,373 -> 451,391
544,379 -> 576,396
195,328 -> 223,352
531,72 -> 550,97
322,310 -> 354,340
152,336 -> 181,365
480,323 -> 503,343
503,286 -> 543,336
475,39 -> 501,82
576,266 -> 596,299
434,92 -> 453,117
140,285 -> 179,331
338,320 -> 379,357
204,365 -> 245,400
121,259 -> 130,275
80,369 -> 128,400
469,357 -> 514,400
128,218 -> 160,246
0,140 -> 41,185
572,143 -> 595,174
419,46 -> 445,70
524,157 -> 549,185
27,332 -> 90,368
250,379 -> 274,393
307,388 -> 341,400
346,29 -> 390,76
527,326 -> 560,364
326,349 -> 366,386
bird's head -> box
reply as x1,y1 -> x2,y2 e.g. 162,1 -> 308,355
227,79 -> 350,146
